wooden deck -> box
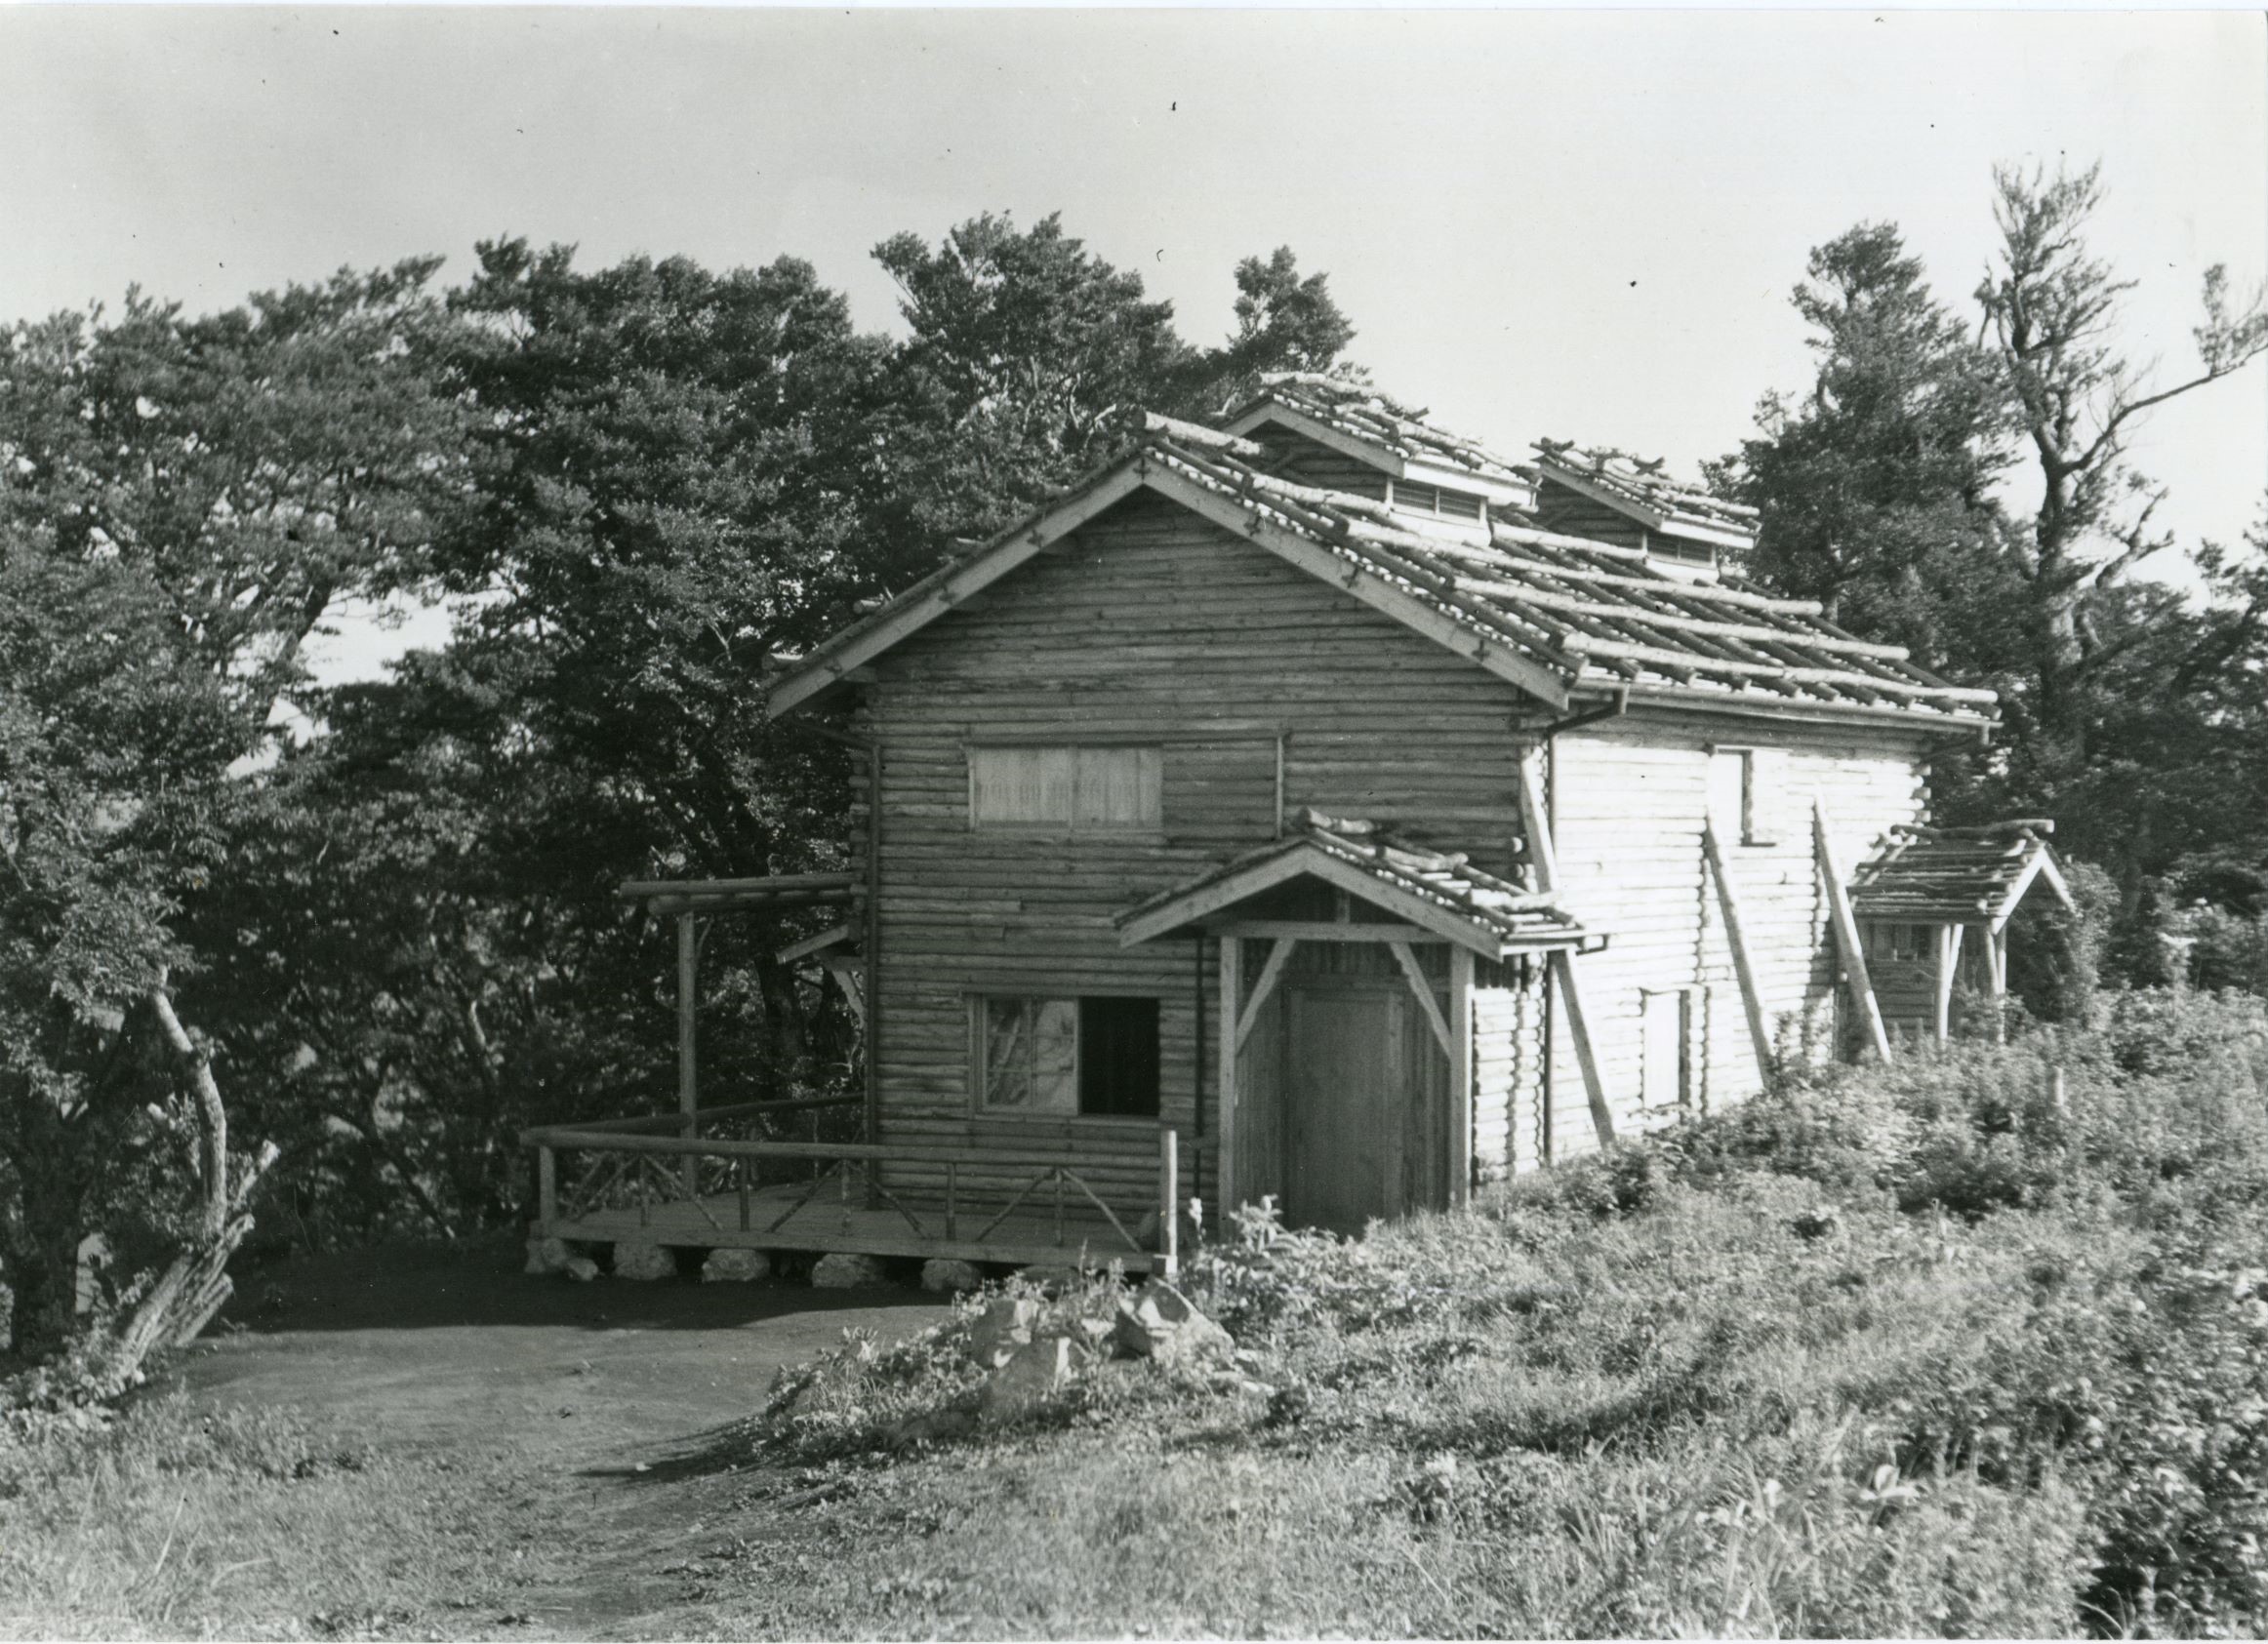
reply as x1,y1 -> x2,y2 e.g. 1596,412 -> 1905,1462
534,1182 -> 1160,1273
524,1111 -> 1180,1276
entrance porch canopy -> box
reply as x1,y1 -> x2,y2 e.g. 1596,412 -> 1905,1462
1114,809 -> 1600,958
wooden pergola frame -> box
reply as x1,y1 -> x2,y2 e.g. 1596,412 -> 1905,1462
615,873 -> 859,1194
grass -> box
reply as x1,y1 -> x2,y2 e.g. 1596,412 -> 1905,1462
704,988 -> 2268,1638
6,987 -> 2266,1638
0,1394 -> 544,1639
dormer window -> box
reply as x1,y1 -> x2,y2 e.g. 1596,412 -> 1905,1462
1386,479 -> 1487,525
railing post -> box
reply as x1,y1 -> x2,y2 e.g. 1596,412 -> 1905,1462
678,911 -> 700,1201
946,1162 -> 958,1242
737,1158 -> 750,1231
1053,1167 -> 1066,1248
538,1145 -> 557,1228
1158,1128 -> 1179,1281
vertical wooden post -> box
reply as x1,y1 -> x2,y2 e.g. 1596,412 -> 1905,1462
1987,926 -> 2008,1045
1448,945 -> 1473,1208
1158,1127 -> 1180,1279
1934,923 -> 1964,1046
1813,800 -> 1893,1064
677,911 -> 700,1201
538,1145 -> 557,1228
1217,935 -> 1241,1215
1701,821 -> 1774,1088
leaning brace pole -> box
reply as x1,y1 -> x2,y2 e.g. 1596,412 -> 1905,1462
1518,750 -> 1617,1149
1813,799 -> 1894,1064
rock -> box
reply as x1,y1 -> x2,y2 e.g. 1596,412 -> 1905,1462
963,1296 -> 1041,1368
1790,1209 -> 1839,1241
978,1334 -> 1088,1424
564,1256 -> 601,1282
920,1258 -> 985,1294
703,1248 -> 770,1283
1113,1278 -> 1234,1368
810,1252 -> 889,1290
524,1235 -> 571,1275
612,1240 -> 676,1282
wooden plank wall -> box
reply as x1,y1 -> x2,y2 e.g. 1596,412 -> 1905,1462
1542,715 -> 1930,1158
853,489 -> 1538,1207
1471,956 -> 1547,1183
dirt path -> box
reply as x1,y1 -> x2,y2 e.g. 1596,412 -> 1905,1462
180,1237 -> 951,1637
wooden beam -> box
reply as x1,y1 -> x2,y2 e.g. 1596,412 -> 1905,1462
1210,920 -> 1445,943
822,957 -> 868,1028
1519,754 -> 1616,1148
1447,946 -> 1473,1208
1217,936 -> 1240,1215
1935,922 -> 1964,1045
1157,1128 -> 1180,1282
677,912 -> 699,1201
1813,801 -> 1894,1065
1236,939 -> 1297,1052
1390,942 -> 1455,1059
1700,821 -> 1773,1088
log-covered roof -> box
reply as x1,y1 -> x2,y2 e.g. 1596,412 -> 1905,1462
1851,822 -> 2073,930
768,407 -> 1999,730
1223,373 -> 1533,495
1141,435 -> 1996,724
1530,439 -> 1760,546
1116,809 -> 1597,957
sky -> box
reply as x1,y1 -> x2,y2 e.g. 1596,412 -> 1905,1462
2,7 -> 2263,683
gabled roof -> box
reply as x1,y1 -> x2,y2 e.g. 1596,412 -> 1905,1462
1115,810 -> 1598,958
1222,373 -> 1536,506
1531,440 -> 1759,550
1851,822 -> 2073,933
766,426 -> 1997,729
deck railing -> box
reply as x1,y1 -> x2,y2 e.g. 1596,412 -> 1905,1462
521,1109 -> 1181,1276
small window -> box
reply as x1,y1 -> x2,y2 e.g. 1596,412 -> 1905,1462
1640,987 -> 1692,1110
1870,923 -> 1929,964
1708,746 -> 1782,847
969,746 -> 1161,832
977,996 -> 1160,1118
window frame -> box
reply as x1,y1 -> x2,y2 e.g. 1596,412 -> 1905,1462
1639,985 -> 1695,1111
1707,743 -> 1782,848
964,743 -> 1164,836
967,990 -> 1165,1125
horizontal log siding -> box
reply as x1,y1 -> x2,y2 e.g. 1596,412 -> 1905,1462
1544,714 -> 1930,1156
1472,972 -> 1546,1183
860,490 -> 1536,1206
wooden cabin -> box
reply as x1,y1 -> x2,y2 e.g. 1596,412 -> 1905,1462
527,374 -> 2048,1271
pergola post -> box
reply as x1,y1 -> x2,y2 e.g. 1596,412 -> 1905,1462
1934,922 -> 1965,1047
1215,934 -> 1241,1220
1448,945 -> 1474,1207
678,911 -> 699,1200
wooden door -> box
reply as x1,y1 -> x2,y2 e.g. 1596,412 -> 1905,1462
1284,985 -> 1403,1235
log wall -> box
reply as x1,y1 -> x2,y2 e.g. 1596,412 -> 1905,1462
853,489 -> 1537,1208
1541,714 -> 1932,1158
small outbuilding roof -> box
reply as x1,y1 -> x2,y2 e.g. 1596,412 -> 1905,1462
1850,821 -> 2074,932
1115,809 -> 1598,958
1530,440 -> 1760,549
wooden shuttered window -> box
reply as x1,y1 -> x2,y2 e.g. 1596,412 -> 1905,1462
1707,745 -> 1786,847
968,745 -> 1162,831
976,995 -> 1160,1118
1640,987 -> 1693,1111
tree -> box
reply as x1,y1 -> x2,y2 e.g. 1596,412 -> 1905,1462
1184,247 -> 1358,415
1976,161 -> 2268,762
1717,223 -> 2024,674
0,265 -> 463,1364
